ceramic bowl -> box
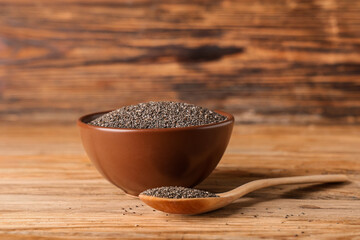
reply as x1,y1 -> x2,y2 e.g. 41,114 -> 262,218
78,110 -> 234,196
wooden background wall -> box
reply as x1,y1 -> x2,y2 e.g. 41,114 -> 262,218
1,0 -> 360,125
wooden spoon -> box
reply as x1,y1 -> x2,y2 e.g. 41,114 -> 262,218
139,174 -> 349,215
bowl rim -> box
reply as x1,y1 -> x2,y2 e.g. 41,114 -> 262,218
77,109 -> 234,132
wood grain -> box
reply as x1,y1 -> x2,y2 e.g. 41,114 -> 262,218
1,124 -> 360,239
1,0 -> 360,124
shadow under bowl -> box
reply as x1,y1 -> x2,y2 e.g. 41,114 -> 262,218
77,110 -> 234,196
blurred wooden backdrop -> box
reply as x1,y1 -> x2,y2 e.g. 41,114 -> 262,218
1,0 -> 360,125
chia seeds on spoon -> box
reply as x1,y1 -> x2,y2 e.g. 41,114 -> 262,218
141,186 -> 219,199
88,101 -> 227,129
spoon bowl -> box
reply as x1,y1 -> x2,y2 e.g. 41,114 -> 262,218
139,174 -> 349,215
139,195 -> 231,214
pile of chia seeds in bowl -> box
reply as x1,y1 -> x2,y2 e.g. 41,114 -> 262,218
141,186 -> 219,199
89,101 -> 227,129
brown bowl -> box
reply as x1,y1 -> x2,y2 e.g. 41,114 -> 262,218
77,110 -> 234,196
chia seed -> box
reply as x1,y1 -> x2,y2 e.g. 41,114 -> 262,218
89,101 -> 227,129
140,186 -> 219,199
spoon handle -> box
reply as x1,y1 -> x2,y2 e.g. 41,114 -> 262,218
218,174 -> 349,199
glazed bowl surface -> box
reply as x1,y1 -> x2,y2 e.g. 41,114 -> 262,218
78,110 -> 234,196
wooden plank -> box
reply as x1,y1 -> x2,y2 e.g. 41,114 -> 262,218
0,124 -> 359,239
1,0 -> 360,124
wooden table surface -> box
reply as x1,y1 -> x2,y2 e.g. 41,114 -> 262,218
1,123 -> 360,239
